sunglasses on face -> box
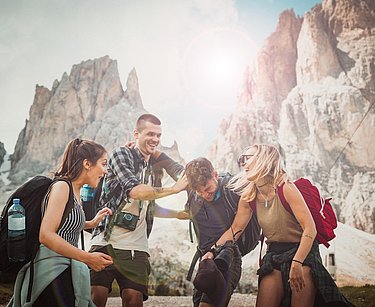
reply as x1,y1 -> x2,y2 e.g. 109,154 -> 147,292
237,154 -> 254,167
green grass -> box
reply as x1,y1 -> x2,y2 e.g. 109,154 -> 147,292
340,284 -> 375,307
0,282 -> 13,305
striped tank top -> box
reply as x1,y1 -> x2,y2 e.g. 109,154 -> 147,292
42,183 -> 85,247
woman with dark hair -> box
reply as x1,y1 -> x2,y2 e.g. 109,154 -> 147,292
213,144 -> 354,307
9,138 -> 113,307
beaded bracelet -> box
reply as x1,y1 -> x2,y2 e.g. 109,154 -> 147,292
292,259 -> 303,265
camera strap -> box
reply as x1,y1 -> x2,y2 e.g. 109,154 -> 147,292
138,160 -> 153,212
117,160 -> 152,219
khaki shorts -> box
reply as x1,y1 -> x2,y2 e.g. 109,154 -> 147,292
90,245 -> 151,301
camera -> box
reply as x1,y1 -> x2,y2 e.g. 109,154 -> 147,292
114,212 -> 139,231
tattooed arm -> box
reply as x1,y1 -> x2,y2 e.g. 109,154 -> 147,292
128,174 -> 188,200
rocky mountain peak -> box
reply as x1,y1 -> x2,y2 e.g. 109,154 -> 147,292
124,67 -> 143,109
209,8 -> 302,171
8,56 -> 145,183
322,0 -> 375,35
209,0 -> 375,233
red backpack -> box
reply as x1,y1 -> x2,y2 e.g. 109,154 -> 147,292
250,178 -> 337,247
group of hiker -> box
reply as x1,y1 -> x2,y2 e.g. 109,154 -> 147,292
7,113 -> 354,307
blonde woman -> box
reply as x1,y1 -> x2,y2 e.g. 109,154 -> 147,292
211,144 -> 353,307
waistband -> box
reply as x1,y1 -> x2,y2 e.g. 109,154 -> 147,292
267,242 -> 299,253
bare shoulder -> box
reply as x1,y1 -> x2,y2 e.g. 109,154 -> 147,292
282,180 -> 301,199
49,180 -> 70,198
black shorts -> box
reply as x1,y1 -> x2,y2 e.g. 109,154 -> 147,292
90,245 -> 151,301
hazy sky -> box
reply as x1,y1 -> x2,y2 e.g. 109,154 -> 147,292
0,0 -> 319,160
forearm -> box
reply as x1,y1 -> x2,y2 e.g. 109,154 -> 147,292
154,204 -> 179,218
215,219 -> 246,246
84,220 -> 95,229
40,232 -> 90,264
129,184 -> 180,200
293,228 -> 317,263
84,208 -> 112,229
215,229 -> 234,246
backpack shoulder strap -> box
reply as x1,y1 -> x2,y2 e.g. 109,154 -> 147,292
52,178 -> 84,250
185,189 -> 197,243
27,177 -> 76,303
276,181 -> 293,215
44,177 -> 75,228
219,173 -> 237,212
277,178 -> 314,215
50,178 -> 75,229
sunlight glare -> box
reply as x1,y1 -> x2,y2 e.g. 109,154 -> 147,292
181,27 -> 257,109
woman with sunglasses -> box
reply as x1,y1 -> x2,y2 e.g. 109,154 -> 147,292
213,144 -> 353,307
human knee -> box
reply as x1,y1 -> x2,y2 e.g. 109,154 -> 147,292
91,286 -> 109,307
122,290 -> 143,307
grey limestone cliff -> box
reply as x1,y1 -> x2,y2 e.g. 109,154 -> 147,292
209,0 -> 375,233
8,56 -> 183,184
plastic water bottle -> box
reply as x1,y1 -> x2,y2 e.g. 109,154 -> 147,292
80,184 -> 95,222
7,198 -> 26,262
80,184 -> 95,202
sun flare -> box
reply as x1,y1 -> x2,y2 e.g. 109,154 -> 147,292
181,27 -> 257,108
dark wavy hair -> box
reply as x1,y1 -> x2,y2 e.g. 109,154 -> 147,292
55,138 -> 106,180
185,157 -> 215,191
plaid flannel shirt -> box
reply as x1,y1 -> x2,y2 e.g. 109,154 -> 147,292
258,241 -> 354,307
92,146 -> 184,240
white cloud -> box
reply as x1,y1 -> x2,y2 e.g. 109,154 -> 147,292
0,0 -> 247,157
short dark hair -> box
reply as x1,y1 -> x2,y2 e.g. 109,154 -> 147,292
185,157 -> 215,191
136,114 -> 161,132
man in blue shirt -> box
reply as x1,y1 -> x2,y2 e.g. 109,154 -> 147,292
185,157 -> 260,307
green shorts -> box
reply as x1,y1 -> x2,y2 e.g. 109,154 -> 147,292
90,245 -> 151,301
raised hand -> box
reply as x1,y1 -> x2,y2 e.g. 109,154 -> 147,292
172,174 -> 188,193
86,207 -> 112,229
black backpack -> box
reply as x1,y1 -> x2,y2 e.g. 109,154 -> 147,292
0,176 -> 74,283
185,173 -> 261,280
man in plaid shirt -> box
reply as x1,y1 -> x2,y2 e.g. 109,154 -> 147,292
90,114 -> 188,307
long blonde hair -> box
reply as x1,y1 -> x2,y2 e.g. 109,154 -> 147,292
228,144 -> 287,202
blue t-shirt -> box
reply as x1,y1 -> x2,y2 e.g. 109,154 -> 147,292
189,178 -> 240,252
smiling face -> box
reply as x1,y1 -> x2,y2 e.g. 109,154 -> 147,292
134,121 -> 162,158
86,153 -> 108,188
185,157 -> 219,202
195,175 -> 219,202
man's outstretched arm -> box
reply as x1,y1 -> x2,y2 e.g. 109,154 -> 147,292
153,204 -> 189,219
128,174 -> 188,200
